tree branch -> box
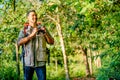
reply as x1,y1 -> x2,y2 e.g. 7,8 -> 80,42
46,15 -> 58,24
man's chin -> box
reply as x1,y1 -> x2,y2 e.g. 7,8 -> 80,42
31,21 -> 37,23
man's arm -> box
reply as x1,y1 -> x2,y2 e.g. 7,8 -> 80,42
44,32 -> 54,44
18,28 -> 38,46
18,36 -> 31,46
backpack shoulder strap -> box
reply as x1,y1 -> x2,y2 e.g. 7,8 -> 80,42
23,22 -> 41,36
23,22 -> 29,36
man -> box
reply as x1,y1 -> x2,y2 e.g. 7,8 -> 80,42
17,10 -> 54,80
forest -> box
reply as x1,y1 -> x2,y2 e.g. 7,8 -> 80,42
0,0 -> 120,80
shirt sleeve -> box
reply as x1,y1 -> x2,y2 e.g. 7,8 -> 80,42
17,30 -> 25,43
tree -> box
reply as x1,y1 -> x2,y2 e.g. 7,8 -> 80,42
47,14 -> 70,80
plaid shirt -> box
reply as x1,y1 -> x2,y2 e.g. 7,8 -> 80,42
18,25 -> 47,67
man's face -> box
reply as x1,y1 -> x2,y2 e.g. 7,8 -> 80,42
27,12 -> 37,23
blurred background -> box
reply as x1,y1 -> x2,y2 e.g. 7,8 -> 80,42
0,0 -> 120,80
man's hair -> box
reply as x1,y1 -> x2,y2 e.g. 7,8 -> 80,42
26,10 -> 36,17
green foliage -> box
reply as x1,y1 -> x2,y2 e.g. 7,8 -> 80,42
68,54 -> 86,78
96,50 -> 120,80
95,1 -> 120,80
0,60 -> 18,80
47,64 -> 65,80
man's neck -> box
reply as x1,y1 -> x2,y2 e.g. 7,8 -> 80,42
29,22 -> 37,28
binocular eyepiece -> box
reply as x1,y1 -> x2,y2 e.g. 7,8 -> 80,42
37,25 -> 45,33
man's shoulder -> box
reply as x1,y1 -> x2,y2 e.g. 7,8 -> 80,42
18,28 -> 24,37
19,29 -> 24,33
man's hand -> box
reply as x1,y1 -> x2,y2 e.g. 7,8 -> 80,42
43,28 -> 54,44
40,27 -> 46,32
28,28 -> 38,39
38,27 -> 46,34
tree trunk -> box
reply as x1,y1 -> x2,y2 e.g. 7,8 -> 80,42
93,51 -> 101,68
15,43 -> 20,80
13,0 -> 16,11
96,52 -> 101,68
55,57 -> 58,71
56,15 -> 70,80
80,46 -> 90,76
88,48 -> 93,75
47,15 -> 70,80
